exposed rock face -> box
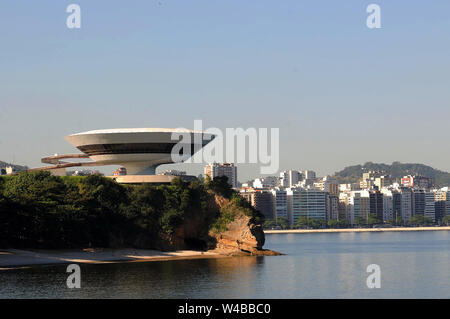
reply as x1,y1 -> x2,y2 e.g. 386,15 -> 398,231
156,194 -> 281,256
209,214 -> 262,253
207,195 -> 280,256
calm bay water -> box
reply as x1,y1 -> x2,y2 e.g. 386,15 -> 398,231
1,231 -> 450,298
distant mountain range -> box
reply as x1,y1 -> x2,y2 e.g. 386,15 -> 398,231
333,162 -> 450,187
0,161 -> 28,173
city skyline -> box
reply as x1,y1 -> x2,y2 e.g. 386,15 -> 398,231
1,1 -> 450,181
239,167 -> 449,227
2,0 -> 450,302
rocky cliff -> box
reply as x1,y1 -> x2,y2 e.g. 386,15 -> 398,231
158,193 -> 280,256
208,195 -> 280,256
1,172 -> 280,255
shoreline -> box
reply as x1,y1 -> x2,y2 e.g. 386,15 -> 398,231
3,227 -> 447,268
264,226 -> 450,234
0,248 -> 228,270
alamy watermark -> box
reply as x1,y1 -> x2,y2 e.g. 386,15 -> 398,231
66,4 -> 81,29
170,120 -> 280,175
366,4 -> 381,29
66,264 -> 81,289
366,264 -> 381,289
66,4 -> 382,30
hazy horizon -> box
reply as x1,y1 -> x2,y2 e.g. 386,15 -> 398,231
1,1 -> 450,181
3,158 -> 450,184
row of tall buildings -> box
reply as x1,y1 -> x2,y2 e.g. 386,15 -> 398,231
237,169 -> 449,227
204,163 -> 238,188
109,162 -> 448,227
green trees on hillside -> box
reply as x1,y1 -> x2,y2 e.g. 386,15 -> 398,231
333,161 -> 450,186
0,173 -> 132,248
204,175 -> 233,199
0,172 -> 257,249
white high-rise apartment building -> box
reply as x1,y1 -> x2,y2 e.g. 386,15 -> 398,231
279,170 -> 302,188
347,190 -> 370,225
253,176 -> 278,189
316,176 -> 339,194
279,171 -> 289,188
381,188 -> 394,222
302,189 -> 328,220
302,170 -> 316,188
301,189 -> 328,220
339,183 -> 361,192
425,192 -> 436,222
240,189 -> 274,220
287,187 -> 328,225
327,195 -> 339,221
286,188 -> 301,226
400,187 -> 413,222
204,163 -> 238,188
288,170 -> 302,187
339,192 -> 354,224
435,187 -> 450,222
271,189 -> 288,222
304,170 -> 316,180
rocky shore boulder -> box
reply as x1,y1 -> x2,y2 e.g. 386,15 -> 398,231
207,195 -> 280,256
157,193 -> 280,256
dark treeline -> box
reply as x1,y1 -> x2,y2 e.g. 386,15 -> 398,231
0,172 -> 260,250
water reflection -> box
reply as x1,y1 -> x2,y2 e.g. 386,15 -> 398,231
1,231 -> 450,298
0,256 -> 262,298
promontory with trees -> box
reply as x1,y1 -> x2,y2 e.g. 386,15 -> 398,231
0,172 -> 271,255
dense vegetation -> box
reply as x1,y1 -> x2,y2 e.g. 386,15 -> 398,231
263,214 -> 450,230
264,217 -> 355,230
0,172 -> 262,250
333,162 -> 450,186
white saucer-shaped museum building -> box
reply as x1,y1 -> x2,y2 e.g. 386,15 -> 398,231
65,128 -> 215,175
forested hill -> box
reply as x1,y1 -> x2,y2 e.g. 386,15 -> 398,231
333,162 -> 450,187
0,172 -> 266,252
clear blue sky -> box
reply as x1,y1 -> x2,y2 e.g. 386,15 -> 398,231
1,1 -> 450,181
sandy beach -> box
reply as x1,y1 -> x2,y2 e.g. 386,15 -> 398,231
264,226 -> 450,234
0,248 -> 225,269
2,227 -> 449,269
